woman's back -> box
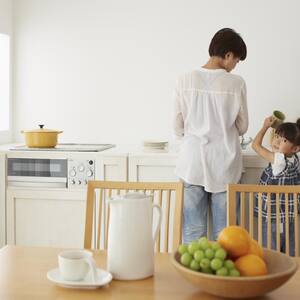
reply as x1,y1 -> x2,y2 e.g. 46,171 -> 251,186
174,67 -> 248,192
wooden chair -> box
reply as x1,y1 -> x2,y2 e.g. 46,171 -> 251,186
227,184 -> 300,256
84,180 -> 184,253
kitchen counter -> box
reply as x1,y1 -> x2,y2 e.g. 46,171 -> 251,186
0,144 -> 266,249
93,143 -> 267,168
0,143 -> 267,168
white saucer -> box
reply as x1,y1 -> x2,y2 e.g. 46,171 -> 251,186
47,268 -> 113,289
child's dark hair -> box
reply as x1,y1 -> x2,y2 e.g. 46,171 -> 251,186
275,118 -> 300,146
209,28 -> 247,60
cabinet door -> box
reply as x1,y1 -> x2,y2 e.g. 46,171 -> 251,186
0,154 -> 5,247
241,168 -> 264,184
6,189 -> 86,248
128,156 -> 178,182
128,155 -> 179,251
241,155 -> 267,184
97,155 -> 127,181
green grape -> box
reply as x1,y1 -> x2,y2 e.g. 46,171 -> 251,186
201,266 -> 213,274
210,258 -> 223,271
224,259 -> 235,270
211,242 -> 221,251
190,259 -> 201,271
205,248 -> 214,260
194,250 -> 205,262
229,269 -> 240,277
216,267 -> 228,276
198,236 -> 208,244
180,253 -> 193,266
215,248 -> 227,260
200,258 -> 210,269
188,241 -> 200,255
199,238 -> 210,251
178,244 -> 188,255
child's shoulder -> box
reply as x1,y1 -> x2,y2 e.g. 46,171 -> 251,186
271,152 -> 286,176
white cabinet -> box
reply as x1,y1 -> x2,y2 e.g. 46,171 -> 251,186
128,154 -> 178,182
128,152 -> 267,184
6,188 -> 86,248
0,153 -> 6,248
127,151 -> 266,245
241,154 -> 267,184
98,155 -> 127,181
2,146 -> 266,249
4,154 -> 127,248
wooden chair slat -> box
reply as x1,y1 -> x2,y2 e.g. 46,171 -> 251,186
267,193 -> 271,249
276,193 -> 281,252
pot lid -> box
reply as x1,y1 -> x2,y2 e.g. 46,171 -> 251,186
22,124 -> 63,133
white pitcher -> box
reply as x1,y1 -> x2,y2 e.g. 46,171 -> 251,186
107,192 -> 162,280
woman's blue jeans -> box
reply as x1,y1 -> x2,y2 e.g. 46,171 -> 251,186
182,182 -> 227,244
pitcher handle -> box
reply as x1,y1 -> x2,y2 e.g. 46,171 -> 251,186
152,204 -> 162,242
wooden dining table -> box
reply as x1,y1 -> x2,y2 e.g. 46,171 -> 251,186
0,245 -> 299,300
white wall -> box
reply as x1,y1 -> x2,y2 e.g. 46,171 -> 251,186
12,0 -> 300,145
0,0 -> 12,34
0,0 -> 12,144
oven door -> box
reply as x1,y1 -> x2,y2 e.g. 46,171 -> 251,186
7,158 -> 68,188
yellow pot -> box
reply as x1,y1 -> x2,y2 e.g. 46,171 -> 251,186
21,125 -> 63,148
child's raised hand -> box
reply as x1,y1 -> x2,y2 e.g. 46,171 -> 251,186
263,116 -> 275,129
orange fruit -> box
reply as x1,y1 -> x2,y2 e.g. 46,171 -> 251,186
217,226 -> 250,258
235,254 -> 268,276
248,239 -> 264,259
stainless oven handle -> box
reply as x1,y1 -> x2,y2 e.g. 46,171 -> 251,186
7,176 -> 67,183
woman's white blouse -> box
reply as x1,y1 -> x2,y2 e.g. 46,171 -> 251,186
173,68 -> 248,193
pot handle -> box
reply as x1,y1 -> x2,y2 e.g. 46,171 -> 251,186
152,204 -> 162,243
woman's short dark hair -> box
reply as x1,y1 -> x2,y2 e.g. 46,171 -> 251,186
209,28 -> 247,60
275,118 -> 300,146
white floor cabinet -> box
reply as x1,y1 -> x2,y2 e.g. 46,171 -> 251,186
128,152 -> 266,184
6,188 -> 86,248
127,151 -> 267,245
128,153 -> 178,182
2,148 -> 266,249
4,153 -> 127,248
0,153 -> 6,248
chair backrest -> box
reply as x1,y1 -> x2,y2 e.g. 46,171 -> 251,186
84,180 -> 184,253
227,184 -> 300,256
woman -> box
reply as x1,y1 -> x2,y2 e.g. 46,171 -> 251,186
173,28 -> 248,243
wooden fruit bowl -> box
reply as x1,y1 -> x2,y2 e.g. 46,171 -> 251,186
171,248 -> 298,299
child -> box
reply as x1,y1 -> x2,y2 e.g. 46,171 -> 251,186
252,117 -> 300,256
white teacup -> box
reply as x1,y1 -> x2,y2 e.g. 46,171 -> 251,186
58,250 -> 97,282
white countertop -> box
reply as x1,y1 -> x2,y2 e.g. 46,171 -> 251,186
0,143 -> 266,166
0,142 -> 259,156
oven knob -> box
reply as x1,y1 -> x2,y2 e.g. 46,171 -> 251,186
84,180 -> 88,185
86,169 -> 93,177
71,179 -> 76,185
69,169 -> 76,177
78,180 -> 82,185
78,164 -> 85,172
